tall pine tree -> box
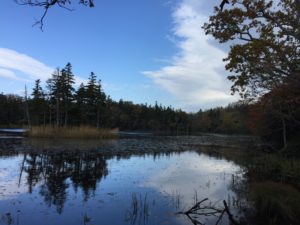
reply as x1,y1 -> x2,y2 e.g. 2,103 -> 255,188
31,79 -> 46,125
85,72 -> 106,127
60,63 -> 75,126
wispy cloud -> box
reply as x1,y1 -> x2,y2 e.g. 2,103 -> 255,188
0,48 -> 88,87
0,67 -> 29,82
143,0 -> 237,111
0,68 -> 17,79
0,48 -> 54,82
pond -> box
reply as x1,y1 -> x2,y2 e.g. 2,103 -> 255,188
0,135 -> 254,225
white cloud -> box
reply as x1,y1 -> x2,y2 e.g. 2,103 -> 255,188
0,48 -> 88,88
143,0 -> 238,111
0,68 -> 18,79
143,152 -> 240,214
0,67 -> 31,82
0,48 -> 54,82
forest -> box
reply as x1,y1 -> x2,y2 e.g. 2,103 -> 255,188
0,63 -> 249,134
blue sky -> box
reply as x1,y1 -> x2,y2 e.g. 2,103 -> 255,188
0,0 -> 238,112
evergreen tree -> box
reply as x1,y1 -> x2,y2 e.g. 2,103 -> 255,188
46,68 -> 61,126
75,83 -> 87,125
31,79 -> 47,125
95,79 -> 106,128
60,63 -> 75,126
46,64 -> 75,127
85,72 -> 106,127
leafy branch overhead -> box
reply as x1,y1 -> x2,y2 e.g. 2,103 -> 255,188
203,0 -> 300,99
15,0 -> 94,29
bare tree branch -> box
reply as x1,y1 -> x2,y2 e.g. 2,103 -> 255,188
15,0 -> 94,30
220,0 -> 229,11
176,198 -> 241,225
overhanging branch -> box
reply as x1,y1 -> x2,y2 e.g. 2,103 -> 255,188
15,0 -> 94,30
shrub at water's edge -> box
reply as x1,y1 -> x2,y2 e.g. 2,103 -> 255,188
26,126 -> 118,139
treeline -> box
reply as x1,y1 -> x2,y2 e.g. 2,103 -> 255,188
0,62 -> 189,132
189,102 -> 250,134
0,62 -> 251,134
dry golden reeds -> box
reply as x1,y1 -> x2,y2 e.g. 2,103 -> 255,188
26,126 -> 118,139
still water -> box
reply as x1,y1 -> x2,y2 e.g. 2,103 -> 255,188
0,136 -> 251,225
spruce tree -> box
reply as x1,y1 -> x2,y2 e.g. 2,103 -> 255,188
31,79 -> 46,125
46,68 -> 61,126
85,72 -> 106,127
60,63 -> 75,126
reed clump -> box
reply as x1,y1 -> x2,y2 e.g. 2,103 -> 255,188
26,126 -> 118,139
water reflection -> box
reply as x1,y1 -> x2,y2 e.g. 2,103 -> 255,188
0,137 -> 248,225
17,151 -> 108,213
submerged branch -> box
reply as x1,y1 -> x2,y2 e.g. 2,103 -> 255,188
176,198 -> 241,225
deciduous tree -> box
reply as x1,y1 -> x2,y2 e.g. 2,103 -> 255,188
203,0 -> 300,98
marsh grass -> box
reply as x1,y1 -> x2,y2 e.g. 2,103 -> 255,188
250,181 -> 300,225
26,126 -> 118,139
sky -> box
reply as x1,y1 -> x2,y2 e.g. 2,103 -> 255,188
0,0 -> 238,112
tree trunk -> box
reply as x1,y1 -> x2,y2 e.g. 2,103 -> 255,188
25,85 -> 31,128
56,98 -> 59,126
64,100 -> 69,127
281,116 -> 287,149
49,107 -> 52,126
64,111 -> 68,128
43,111 -> 46,127
96,108 -> 100,128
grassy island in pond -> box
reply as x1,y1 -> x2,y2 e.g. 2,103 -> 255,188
26,126 -> 118,139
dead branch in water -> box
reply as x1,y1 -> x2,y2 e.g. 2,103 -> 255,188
176,198 -> 241,225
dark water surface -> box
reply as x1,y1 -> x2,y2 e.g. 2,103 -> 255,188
0,136 -> 252,225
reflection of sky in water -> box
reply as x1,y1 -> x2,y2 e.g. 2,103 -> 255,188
0,156 -> 29,200
144,153 -> 238,201
0,150 -> 243,225
143,152 -> 241,225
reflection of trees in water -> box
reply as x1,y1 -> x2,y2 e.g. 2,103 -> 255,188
18,149 -> 186,214
17,148 -> 190,213
70,153 -> 108,200
21,151 -> 108,213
